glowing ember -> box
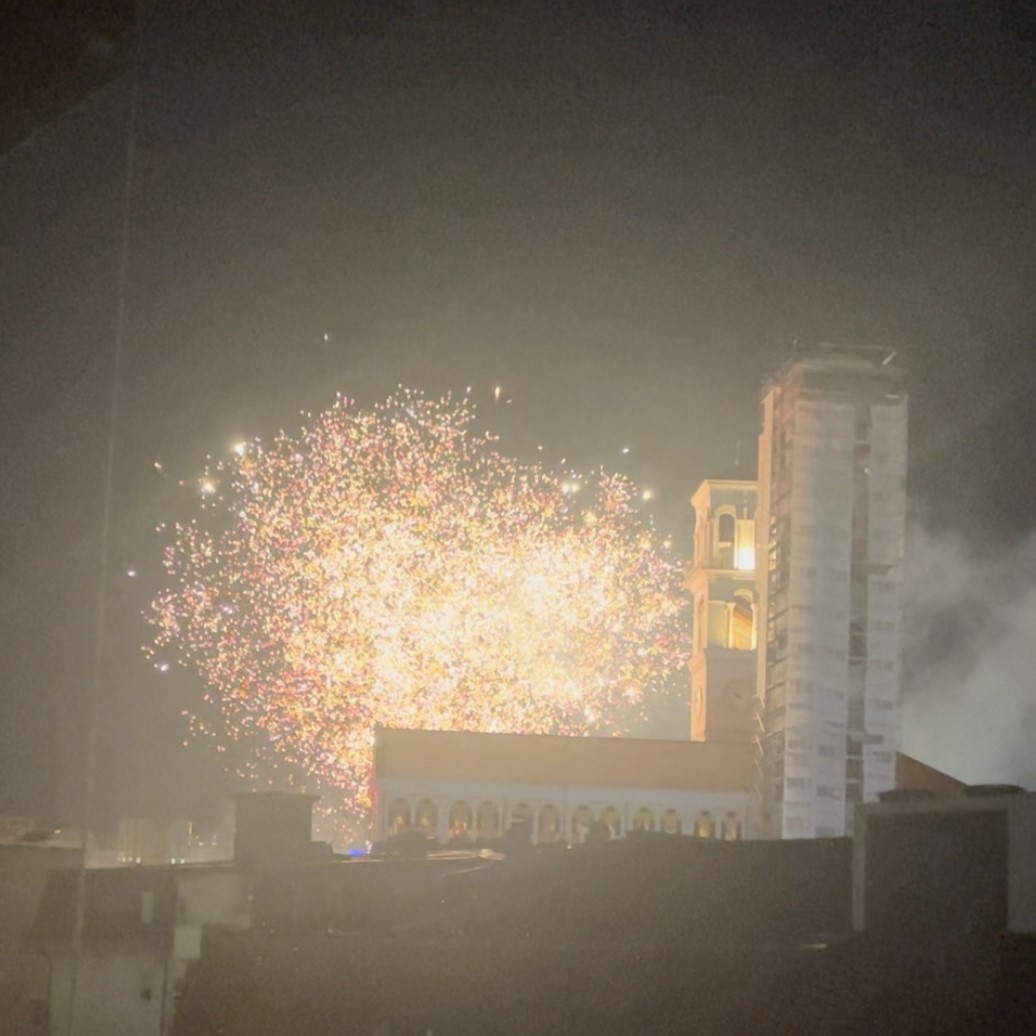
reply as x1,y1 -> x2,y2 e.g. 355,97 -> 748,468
148,390 -> 689,816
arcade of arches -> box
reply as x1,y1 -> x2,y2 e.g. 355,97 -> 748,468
373,727 -> 752,846
381,796 -> 744,845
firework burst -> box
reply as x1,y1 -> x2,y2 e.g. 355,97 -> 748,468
149,390 -> 689,816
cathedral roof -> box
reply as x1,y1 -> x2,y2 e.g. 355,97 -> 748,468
373,727 -> 753,793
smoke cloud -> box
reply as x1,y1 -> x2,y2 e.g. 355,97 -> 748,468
901,523 -> 1036,788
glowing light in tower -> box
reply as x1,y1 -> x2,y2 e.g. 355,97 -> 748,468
735,544 -> 755,571
148,390 -> 689,817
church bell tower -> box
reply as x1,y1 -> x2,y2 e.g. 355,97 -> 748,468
688,479 -> 758,743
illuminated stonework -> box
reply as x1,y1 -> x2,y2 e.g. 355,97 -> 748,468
687,479 -> 758,744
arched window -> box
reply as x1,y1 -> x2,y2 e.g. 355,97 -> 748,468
600,806 -> 622,839
717,512 -> 736,544
661,809 -> 682,835
415,799 -> 438,831
476,801 -> 500,840
448,801 -> 473,841
716,512 -> 736,567
723,812 -> 742,841
695,812 -> 715,839
631,807 -> 655,832
571,805 -> 593,843
509,802 -> 533,829
386,798 -> 410,836
538,803 -> 561,843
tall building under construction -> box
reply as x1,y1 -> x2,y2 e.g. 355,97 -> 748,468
755,344 -> 908,838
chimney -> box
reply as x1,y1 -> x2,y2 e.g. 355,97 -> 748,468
232,792 -> 318,870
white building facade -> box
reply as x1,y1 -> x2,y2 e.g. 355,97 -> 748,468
756,345 -> 908,839
373,728 -> 752,845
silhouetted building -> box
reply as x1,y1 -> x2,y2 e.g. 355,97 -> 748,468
27,792 -> 326,1036
232,791 -> 319,869
0,835 -> 80,1036
853,787 -> 1036,942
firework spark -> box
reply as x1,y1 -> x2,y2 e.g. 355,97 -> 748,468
148,390 -> 689,816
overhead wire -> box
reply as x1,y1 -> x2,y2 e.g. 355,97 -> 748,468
65,3 -> 144,1033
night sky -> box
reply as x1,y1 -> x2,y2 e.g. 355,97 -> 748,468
1,1 -> 1033,823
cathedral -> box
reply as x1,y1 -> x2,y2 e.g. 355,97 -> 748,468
372,345 -> 962,845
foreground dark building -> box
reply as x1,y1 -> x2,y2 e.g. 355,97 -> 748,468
20,790 -> 1036,1034
171,928 -> 1036,1035
167,834 -> 1036,1036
